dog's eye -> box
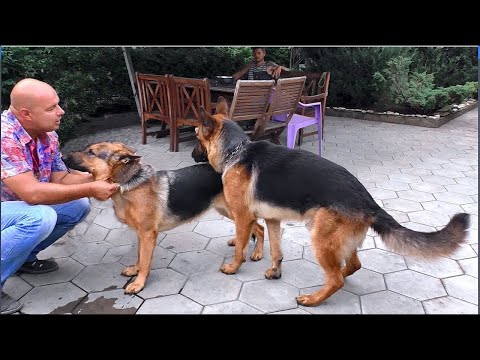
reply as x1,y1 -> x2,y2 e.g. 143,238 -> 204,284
87,149 -> 95,156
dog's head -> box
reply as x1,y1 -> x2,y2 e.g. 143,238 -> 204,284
62,142 -> 141,182
196,97 -> 249,172
191,96 -> 228,164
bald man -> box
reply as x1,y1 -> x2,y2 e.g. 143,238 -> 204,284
1,78 -> 119,314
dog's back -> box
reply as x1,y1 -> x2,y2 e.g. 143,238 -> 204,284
237,141 -> 378,216
157,164 -> 223,221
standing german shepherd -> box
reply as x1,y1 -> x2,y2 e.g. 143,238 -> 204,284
196,107 -> 470,307
62,100 -> 264,294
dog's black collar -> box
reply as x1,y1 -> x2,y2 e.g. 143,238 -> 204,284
119,165 -> 156,194
222,138 -> 249,167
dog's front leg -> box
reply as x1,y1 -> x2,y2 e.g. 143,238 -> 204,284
124,229 -> 157,294
264,219 -> 283,279
220,213 -> 255,274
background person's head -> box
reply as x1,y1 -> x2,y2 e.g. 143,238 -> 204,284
252,47 -> 266,64
9,78 -> 65,138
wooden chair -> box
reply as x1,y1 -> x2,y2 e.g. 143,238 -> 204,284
169,76 -> 213,152
228,80 -> 275,130
136,72 -> 173,146
251,76 -> 306,144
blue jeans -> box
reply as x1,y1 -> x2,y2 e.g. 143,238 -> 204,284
1,198 -> 90,286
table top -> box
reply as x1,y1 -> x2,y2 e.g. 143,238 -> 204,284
209,85 -> 236,94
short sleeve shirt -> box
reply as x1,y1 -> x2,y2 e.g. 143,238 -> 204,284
1,109 -> 68,201
247,60 -> 277,80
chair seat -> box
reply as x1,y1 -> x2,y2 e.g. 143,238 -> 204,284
289,114 -> 317,128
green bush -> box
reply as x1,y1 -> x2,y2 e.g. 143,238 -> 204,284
1,47 -> 133,143
373,55 -> 478,114
299,47 -> 478,113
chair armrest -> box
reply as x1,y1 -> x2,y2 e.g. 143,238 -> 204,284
301,93 -> 327,103
298,101 -> 323,108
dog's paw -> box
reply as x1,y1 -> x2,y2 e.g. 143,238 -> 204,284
121,265 -> 139,277
220,263 -> 237,274
124,281 -> 144,294
265,268 -> 281,279
250,250 -> 263,261
227,238 -> 236,246
296,294 -> 318,307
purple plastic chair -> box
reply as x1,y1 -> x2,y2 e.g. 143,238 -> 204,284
272,101 -> 323,156
286,101 -> 323,156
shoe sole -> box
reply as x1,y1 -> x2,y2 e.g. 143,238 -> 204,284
1,302 -> 23,315
18,264 -> 59,274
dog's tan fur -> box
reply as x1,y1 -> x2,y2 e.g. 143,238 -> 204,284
65,102 -> 265,294
195,107 -> 471,307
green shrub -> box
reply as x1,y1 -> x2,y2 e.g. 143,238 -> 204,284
373,55 -> 478,114
1,47 -> 133,142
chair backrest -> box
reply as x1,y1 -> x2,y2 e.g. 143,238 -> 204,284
136,72 -> 173,122
267,76 -> 306,123
301,71 -> 330,100
170,76 -> 212,126
251,76 -> 306,140
229,80 -> 275,122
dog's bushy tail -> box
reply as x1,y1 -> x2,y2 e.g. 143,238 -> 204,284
372,209 -> 470,259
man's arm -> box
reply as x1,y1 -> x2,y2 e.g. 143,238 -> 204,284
50,170 -> 94,185
232,63 -> 251,81
3,171 -> 117,205
266,61 -> 290,79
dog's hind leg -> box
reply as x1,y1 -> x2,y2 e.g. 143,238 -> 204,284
341,250 -> 361,278
296,209 -> 346,307
124,229 -> 158,294
250,222 -> 265,261
264,219 -> 282,279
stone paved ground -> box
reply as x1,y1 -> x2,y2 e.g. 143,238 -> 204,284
4,109 -> 478,314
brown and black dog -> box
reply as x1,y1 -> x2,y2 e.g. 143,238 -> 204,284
62,99 -> 264,294
196,107 -> 471,307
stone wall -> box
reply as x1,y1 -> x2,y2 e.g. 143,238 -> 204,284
325,99 -> 478,128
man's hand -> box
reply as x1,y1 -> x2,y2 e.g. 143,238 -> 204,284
90,181 -> 119,201
266,66 -> 283,79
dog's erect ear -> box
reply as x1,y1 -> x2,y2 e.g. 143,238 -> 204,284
113,154 -> 141,164
113,142 -> 136,155
214,96 -> 229,116
199,106 -> 217,136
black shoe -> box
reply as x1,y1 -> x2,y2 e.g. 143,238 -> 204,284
0,293 -> 23,315
19,259 -> 59,274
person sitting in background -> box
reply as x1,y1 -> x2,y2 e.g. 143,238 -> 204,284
1,78 -> 119,315
232,47 -> 289,81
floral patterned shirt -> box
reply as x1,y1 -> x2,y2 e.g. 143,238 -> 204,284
1,109 -> 67,201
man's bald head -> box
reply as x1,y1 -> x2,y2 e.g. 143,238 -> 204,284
10,78 -> 57,111
8,78 -> 65,138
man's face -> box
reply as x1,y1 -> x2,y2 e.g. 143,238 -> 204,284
29,91 -> 65,133
253,48 -> 265,63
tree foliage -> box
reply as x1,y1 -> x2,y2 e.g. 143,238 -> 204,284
1,46 -> 477,143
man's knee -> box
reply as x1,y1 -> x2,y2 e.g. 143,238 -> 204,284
27,205 -> 57,240
72,197 -> 91,224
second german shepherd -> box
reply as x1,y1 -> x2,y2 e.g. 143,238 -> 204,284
196,107 -> 470,307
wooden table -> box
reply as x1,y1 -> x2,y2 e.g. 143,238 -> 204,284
210,84 -> 236,103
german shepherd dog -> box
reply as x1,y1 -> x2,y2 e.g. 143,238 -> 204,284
195,107 -> 471,307
62,100 -> 264,294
